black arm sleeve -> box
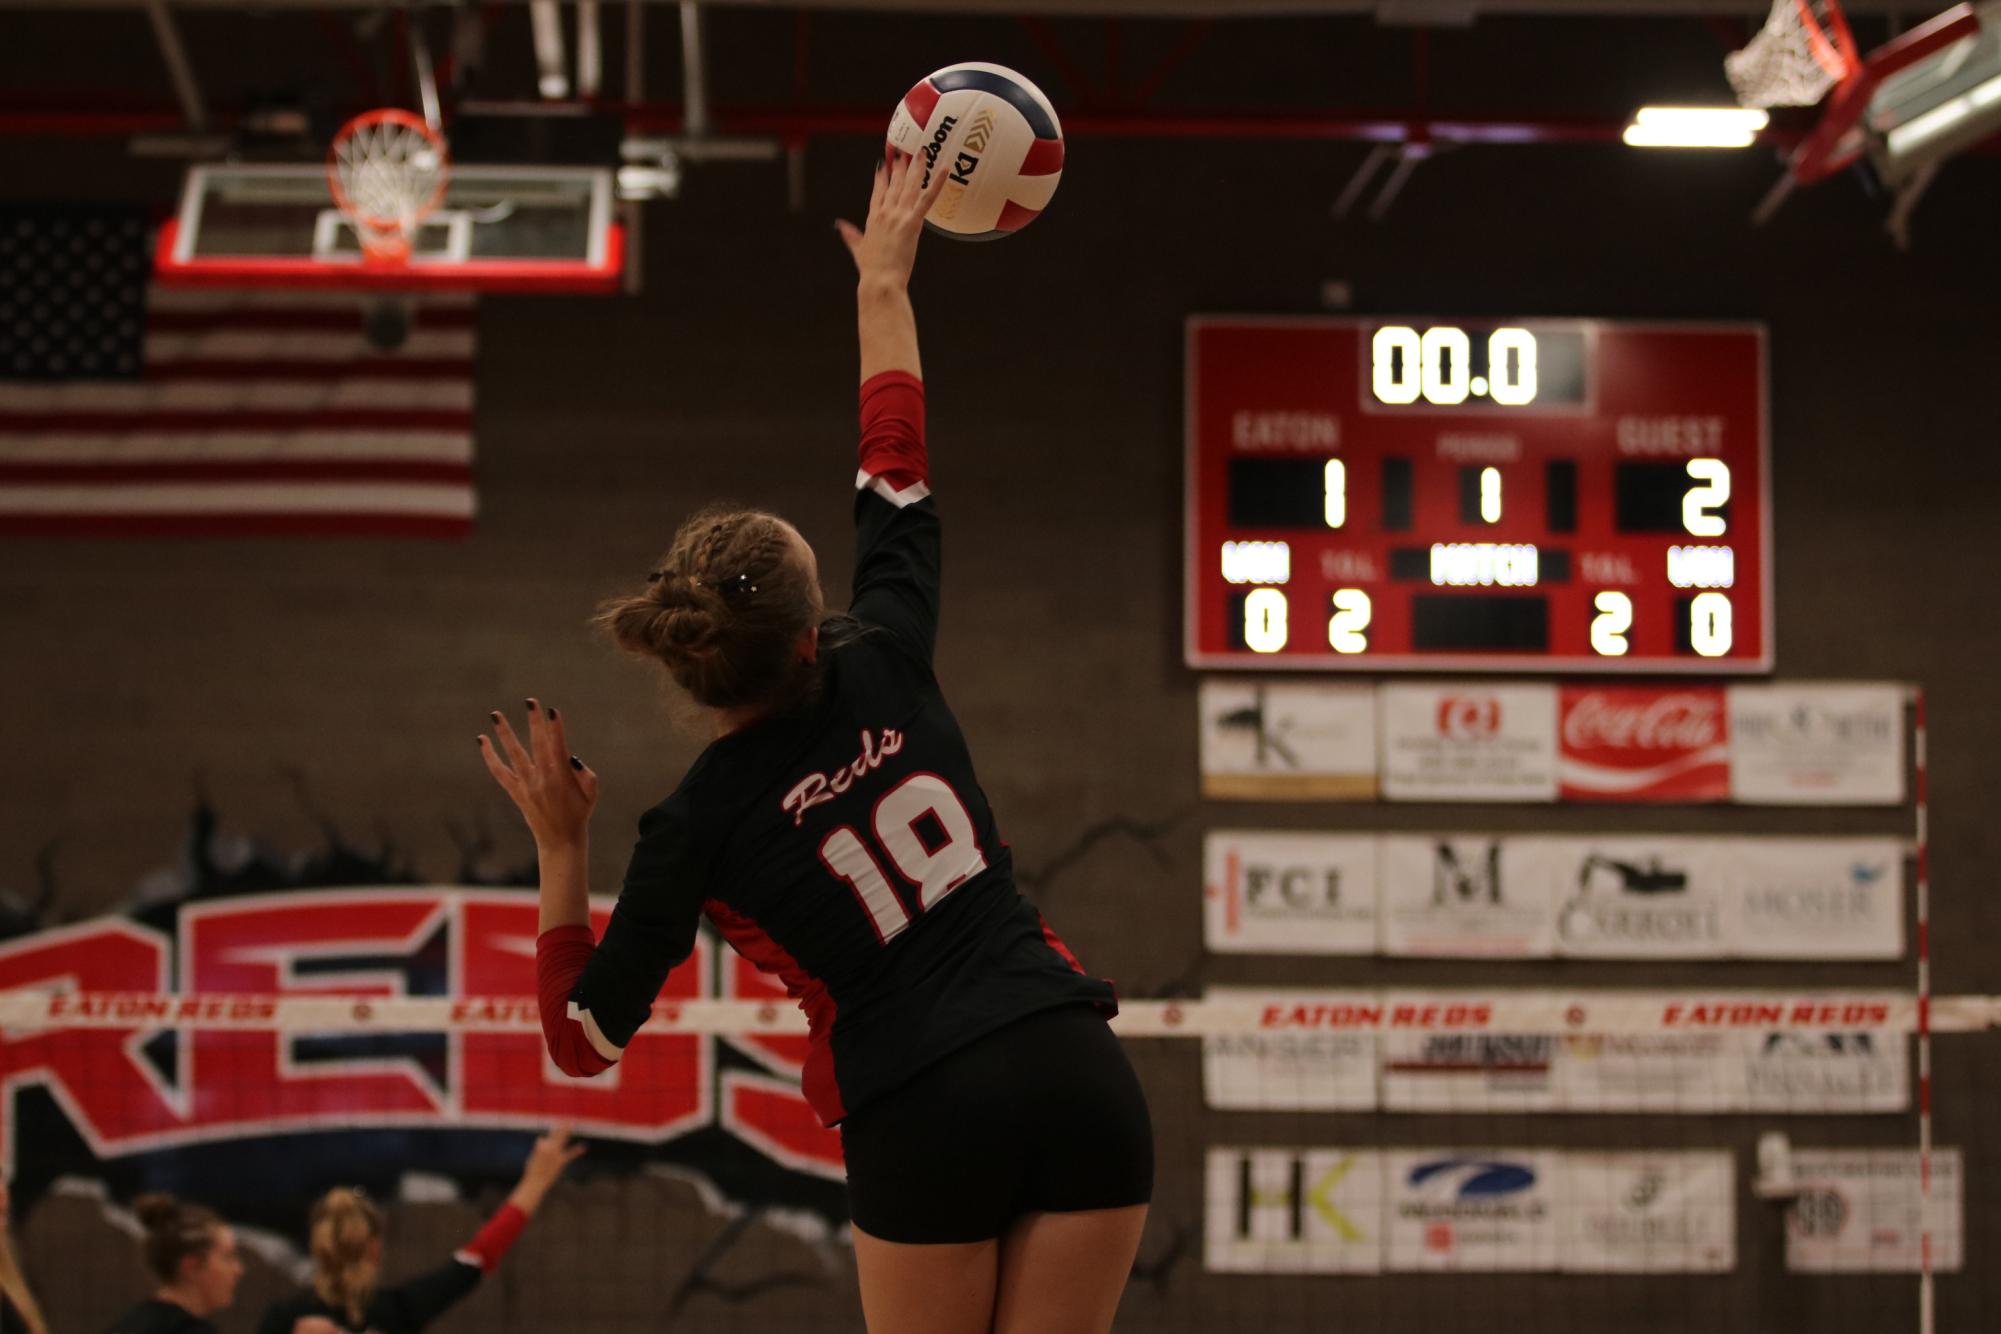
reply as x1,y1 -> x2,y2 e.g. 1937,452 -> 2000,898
569,799 -> 708,1051
373,1258 -> 482,1333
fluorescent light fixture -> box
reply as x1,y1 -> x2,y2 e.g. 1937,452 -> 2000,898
1623,105 -> 1770,149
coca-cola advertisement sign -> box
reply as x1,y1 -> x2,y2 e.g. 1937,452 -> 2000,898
1558,687 -> 1729,802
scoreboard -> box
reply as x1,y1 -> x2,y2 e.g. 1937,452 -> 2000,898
1185,318 -> 1770,673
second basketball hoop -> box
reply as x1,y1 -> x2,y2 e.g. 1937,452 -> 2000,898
328,108 -> 451,263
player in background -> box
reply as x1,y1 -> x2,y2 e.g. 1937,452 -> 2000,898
104,1195 -> 245,1334
254,1126 -> 584,1334
0,1180 -> 48,1334
478,149 -> 1153,1334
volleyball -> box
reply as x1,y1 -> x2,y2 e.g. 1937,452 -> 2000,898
885,62 -> 1065,241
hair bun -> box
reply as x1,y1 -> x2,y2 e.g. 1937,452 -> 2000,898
133,1194 -> 180,1231
592,506 -> 824,710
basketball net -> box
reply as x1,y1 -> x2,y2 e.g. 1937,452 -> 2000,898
328,109 -> 450,263
1725,0 -> 1863,108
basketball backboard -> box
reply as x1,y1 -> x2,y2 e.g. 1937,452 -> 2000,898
1863,0 -> 2001,188
156,163 -> 622,292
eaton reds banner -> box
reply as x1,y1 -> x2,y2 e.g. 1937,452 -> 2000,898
0,887 -> 846,1234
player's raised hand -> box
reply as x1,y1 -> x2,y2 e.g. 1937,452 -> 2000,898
478,698 -> 598,850
836,147 -> 951,291
510,1125 -> 588,1215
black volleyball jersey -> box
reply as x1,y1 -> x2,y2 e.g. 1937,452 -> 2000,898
537,370 -> 1115,1124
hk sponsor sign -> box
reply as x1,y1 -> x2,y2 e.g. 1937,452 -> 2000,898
1384,1149 -> 1558,1271
1198,680 -> 1377,799
1205,1148 -> 1385,1273
1202,989 -> 1377,1111
1558,1152 -> 1735,1273
1203,831 -> 1376,954
1728,683 -> 1907,805
1378,836 -> 1556,956
1558,687 -> 1728,802
1786,1149 -> 1962,1273
1209,1147 -> 1740,1274
1380,684 -> 1558,802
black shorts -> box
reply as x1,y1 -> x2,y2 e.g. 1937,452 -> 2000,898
840,1003 -> 1154,1244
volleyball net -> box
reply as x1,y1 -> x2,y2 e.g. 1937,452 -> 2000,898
1,971 -> 1992,1334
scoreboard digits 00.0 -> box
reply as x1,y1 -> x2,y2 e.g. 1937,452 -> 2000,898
1185,317 -> 1770,673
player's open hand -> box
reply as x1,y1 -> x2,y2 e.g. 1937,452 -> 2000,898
478,699 -> 599,851
510,1125 -> 588,1214
836,147 -> 951,290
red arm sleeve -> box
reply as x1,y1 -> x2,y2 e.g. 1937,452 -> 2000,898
453,1202 -> 529,1274
856,370 -> 928,501
535,924 -> 615,1078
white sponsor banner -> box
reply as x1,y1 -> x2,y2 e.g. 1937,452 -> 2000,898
1550,837 -> 1729,959
1743,1028 -> 1909,1112
1558,1152 -> 1735,1273
1380,684 -> 1559,802
1202,989 -> 1378,1111
1727,837 -> 1905,960
1199,680 -> 1378,799
1555,1032 -> 1744,1114
1379,835 -> 1557,957
1727,683 -> 1907,805
1203,832 -> 1377,955
1385,1149 -> 1559,1271
1381,1031 -> 1561,1113
1205,1148 -> 1385,1273
1786,1149 -> 1962,1273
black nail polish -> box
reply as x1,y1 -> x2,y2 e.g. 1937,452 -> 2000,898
569,756 -> 583,771
524,698 -> 535,711
547,706 -> 557,720
489,711 -> 500,724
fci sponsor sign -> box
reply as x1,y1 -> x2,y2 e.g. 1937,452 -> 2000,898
1203,832 -> 1376,954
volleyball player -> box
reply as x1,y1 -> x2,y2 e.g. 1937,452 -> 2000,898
0,1180 -> 47,1334
104,1195 -> 244,1334
253,1126 -> 583,1334
478,149 -> 1153,1334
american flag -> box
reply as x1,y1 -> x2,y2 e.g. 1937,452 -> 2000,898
0,205 -> 476,538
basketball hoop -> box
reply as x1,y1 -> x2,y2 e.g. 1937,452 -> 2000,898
328,109 -> 450,263
1725,0 -> 1862,109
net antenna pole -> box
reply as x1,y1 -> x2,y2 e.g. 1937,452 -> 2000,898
1913,687 -> 1935,1334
